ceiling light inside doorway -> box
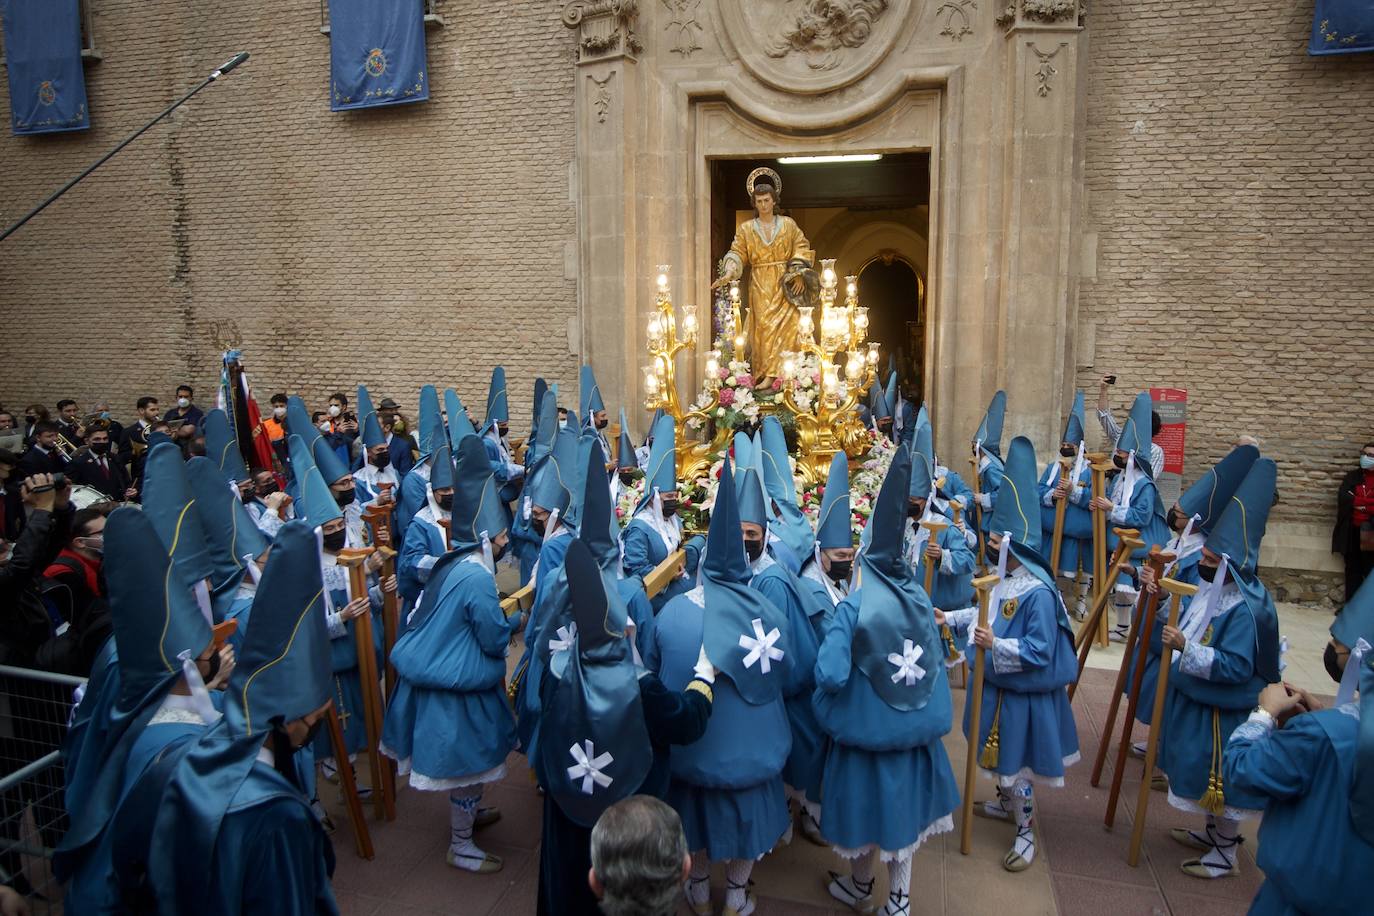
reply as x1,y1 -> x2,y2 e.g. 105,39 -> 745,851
776,154 -> 883,165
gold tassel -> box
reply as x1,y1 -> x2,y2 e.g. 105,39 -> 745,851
1199,708 -> 1226,815
941,623 -> 959,661
979,693 -> 1004,769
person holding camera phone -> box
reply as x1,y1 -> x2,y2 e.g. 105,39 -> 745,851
1096,374 -> 1165,478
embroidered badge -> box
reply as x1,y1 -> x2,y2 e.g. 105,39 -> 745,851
1000,597 -> 1018,620
1200,624 -> 1214,647
365,48 -> 388,77
37,81 -> 55,106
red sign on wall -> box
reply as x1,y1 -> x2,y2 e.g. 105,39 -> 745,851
1150,388 -> 1187,504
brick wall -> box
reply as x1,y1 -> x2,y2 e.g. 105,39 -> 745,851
0,0 -> 578,430
1078,1 -> 1374,525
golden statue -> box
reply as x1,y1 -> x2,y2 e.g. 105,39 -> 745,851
711,167 -> 815,383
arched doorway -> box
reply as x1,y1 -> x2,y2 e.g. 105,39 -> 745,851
858,254 -> 925,403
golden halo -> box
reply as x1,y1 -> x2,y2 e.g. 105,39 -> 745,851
746,166 -> 783,200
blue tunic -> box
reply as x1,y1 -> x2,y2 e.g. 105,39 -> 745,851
751,556 -> 827,806
1038,461 -> 1095,576
620,518 -> 702,612
908,517 -> 977,610
936,468 -> 974,515
1105,470 -> 1171,580
949,575 -> 1080,783
312,578 -> 379,760
813,592 -> 960,852
1124,547 -> 1202,726
514,530 -> 574,755
1159,587 -> 1273,812
382,555 -> 516,782
1224,706 -> 1373,916
976,454 -> 1005,533
388,434 -> 416,477
393,461 -> 431,546
398,510 -> 447,606
483,433 -> 524,506
648,588 -> 791,860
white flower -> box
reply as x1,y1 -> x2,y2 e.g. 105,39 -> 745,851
888,639 -> 927,686
738,618 -> 784,674
726,376 -> 737,386
567,740 -> 615,795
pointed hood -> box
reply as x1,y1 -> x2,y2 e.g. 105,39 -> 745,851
567,429 -> 602,529
636,412 -> 677,514
428,442 -> 454,491
530,391 -> 560,468
736,463 -> 769,528
870,377 -> 893,421
1333,567 -> 1374,654
1178,444 -> 1260,534
732,431 -> 753,473
758,415 -> 814,562
990,436 -> 1059,592
484,366 -> 510,427
310,432 -> 350,487
1116,391 -> 1155,476
701,454 -> 789,705
1062,390 -> 1086,446
973,390 -> 1007,457
204,408 -> 248,483
539,538 -> 651,828
1205,457 -> 1277,581
816,452 -> 853,550
884,374 -> 899,420
910,422 -> 935,500
185,457 -> 269,600
528,426 -> 578,517
451,436 -> 508,551
579,439 -> 621,572
288,434 -> 342,527
141,442 -> 216,586
532,378 -> 549,436
357,385 -> 385,449
417,384 -> 443,458
444,388 -> 477,449
579,364 -> 605,426
284,395 -> 322,458
616,409 -> 637,470
851,443 -> 941,711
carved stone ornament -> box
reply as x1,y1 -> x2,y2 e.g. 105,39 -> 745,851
936,0 -> 976,42
996,0 -> 1079,29
1031,42 -> 1064,96
590,73 -> 614,122
663,0 -> 704,57
563,0 -> 643,63
713,0 -> 911,95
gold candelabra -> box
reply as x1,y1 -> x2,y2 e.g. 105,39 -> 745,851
778,259 -> 879,484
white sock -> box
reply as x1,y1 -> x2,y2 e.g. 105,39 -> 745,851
724,859 -> 753,913
1011,780 -> 1036,865
448,787 -> 487,869
686,851 -> 710,907
882,856 -> 912,915
1113,594 -> 1134,629
1196,817 -> 1240,877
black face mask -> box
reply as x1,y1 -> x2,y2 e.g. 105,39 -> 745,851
322,528 -> 347,552
1198,563 -> 1218,583
1113,453 -> 1128,471
532,516 -> 548,538
1167,507 -> 1184,532
89,441 -> 110,456
1324,642 -> 1346,683
437,493 -> 454,511
333,487 -> 355,508
241,488 -> 255,504
744,538 -> 764,562
984,544 -> 1001,567
907,503 -> 923,520
1060,446 -> 1077,458
373,453 -> 390,470
827,559 -> 852,583
258,482 -> 280,498
491,540 -> 507,562
661,501 -> 678,518
596,418 -> 609,430
497,425 -> 509,439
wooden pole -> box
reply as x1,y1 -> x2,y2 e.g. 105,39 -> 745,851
1048,456 -> 1073,578
1067,529 -> 1141,702
921,519 -> 962,674
960,572 -> 1002,855
1127,577 -> 1198,866
325,704 -> 374,859
1103,551 -> 1174,827
1088,455 -> 1112,648
362,503 -> 400,700
968,454 -> 987,575
337,548 -> 396,822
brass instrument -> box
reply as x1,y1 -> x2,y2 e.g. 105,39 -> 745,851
53,431 -> 78,463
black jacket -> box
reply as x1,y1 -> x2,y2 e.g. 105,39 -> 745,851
1334,467 -> 1370,553
16,445 -> 66,479
69,450 -> 132,502
0,506 -> 74,669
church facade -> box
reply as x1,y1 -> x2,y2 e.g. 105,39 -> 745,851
0,1 -> 1370,580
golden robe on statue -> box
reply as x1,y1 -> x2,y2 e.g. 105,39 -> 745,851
721,216 -> 815,380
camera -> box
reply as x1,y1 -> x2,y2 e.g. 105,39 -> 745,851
1104,375 -> 1117,386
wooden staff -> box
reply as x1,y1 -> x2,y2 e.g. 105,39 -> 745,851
1067,528 -> 1142,701
1101,549 -> 1175,826
325,704 -> 374,859
1048,455 -> 1074,578
362,502 -> 400,698
921,518 -> 960,662
968,454 -> 987,574
960,571 -> 1002,855
1128,576 -> 1199,866
1088,454 -> 1112,647
337,548 -> 396,822
1089,546 -> 1163,779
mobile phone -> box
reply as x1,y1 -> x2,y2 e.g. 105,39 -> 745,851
1104,375 -> 1117,385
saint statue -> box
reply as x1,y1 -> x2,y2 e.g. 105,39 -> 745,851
711,168 -> 816,384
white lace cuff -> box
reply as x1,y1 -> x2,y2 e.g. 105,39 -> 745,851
1228,709 -> 1275,746
991,637 -> 1022,674
939,547 -> 954,575
326,610 -> 347,639
945,607 -> 977,635
1178,641 -> 1214,679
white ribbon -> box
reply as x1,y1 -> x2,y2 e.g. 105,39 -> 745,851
176,649 -> 221,724
1181,554 -> 1231,646
1336,638 -> 1371,707
480,530 -> 494,574
887,639 -> 927,686
549,623 -> 577,655
1165,514 -> 1202,577
242,553 -> 262,586
810,544 -> 848,605
567,740 -> 614,795
192,580 -> 213,627
738,617 -> 784,674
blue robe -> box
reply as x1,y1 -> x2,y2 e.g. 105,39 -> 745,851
1124,546 -> 1202,726
908,516 -> 977,611
1224,706 -> 1373,916
387,434 -> 415,478
647,588 -> 791,860
312,572 -> 382,760
813,590 -> 960,852
483,432 -> 524,506
382,554 -> 516,782
1038,461 -> 1095,576
936,468 -> 974,516
750,554 -> 827,807
949,573 -> 1080,783
1159,586 -> 1274,812
1105,469 -> 1171,581
620,517 -> 703,612
514,529 -> 574,754
393,460 -> 431,546
397,509 -> 447,606
976,453 -> 1005,533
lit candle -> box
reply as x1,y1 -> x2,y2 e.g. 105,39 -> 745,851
682,306 -> 697,339
729,280 -> 740,302
867,342 -> 880,364
656,265 -> 671,293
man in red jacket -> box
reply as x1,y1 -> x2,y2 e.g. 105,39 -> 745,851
1335,442 -> 1374,601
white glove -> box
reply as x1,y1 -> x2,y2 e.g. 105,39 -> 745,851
692,645 -> 717,684
977,492 -> 992,510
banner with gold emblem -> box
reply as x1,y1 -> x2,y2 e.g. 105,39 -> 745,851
1,0 -> 90,135
328,0 -> 429,111
1310,0 -> 1374,56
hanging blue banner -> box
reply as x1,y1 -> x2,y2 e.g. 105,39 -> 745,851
1310,0 -> 1374,56
328,0 -> 429,112
1,0 -> 90,135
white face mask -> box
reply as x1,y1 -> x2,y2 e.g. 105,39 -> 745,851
328,405 -> 342,418
1362,455 -> 1374,471
177,397 -> 190,409
558,419 -> 568,429
273,406 -> 287,419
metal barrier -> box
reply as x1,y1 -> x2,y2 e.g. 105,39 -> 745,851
0,664 -> 86,913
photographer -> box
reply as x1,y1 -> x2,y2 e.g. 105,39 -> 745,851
0,473 -> 76,669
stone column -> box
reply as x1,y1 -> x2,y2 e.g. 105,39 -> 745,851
995,1 -> 1086,450
563,1 -> 643,422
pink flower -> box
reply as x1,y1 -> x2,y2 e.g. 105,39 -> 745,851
718,368 -> 730,380
615,507 -> 624,518
718,387 -> 735,407
736,374 -> 754,388
771,378 -> 783,391
811,372 -> 821,384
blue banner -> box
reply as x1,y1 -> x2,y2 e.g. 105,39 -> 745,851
1310,0 -> 1374,56
1,0 -> 89,135
329,0 -> 429,112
